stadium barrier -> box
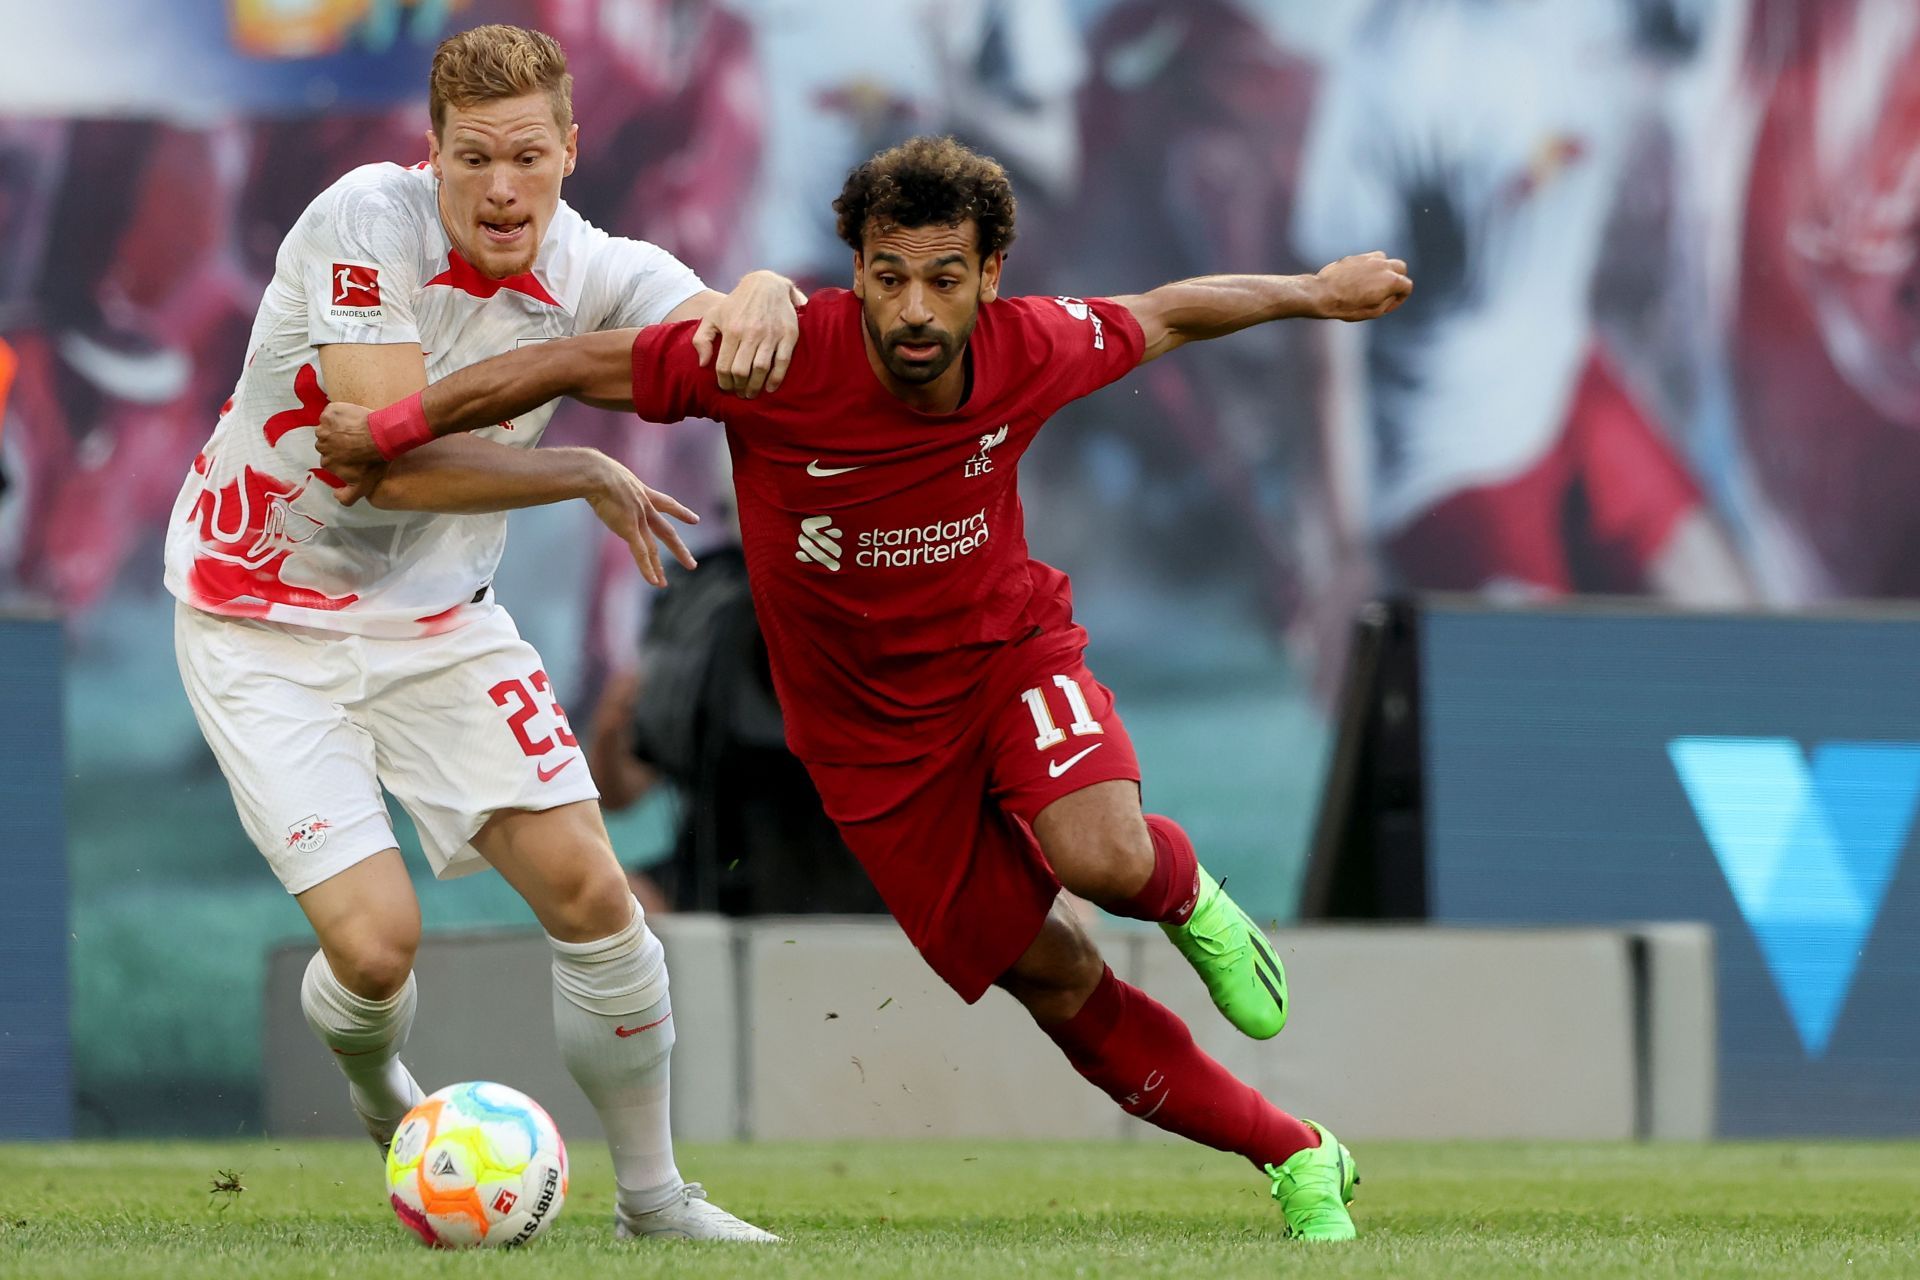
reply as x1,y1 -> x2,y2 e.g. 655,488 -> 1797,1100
0,613 -> 69,1139
263,919 -> 1713,1143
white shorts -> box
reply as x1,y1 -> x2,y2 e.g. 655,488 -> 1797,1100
175,601 -> 600,893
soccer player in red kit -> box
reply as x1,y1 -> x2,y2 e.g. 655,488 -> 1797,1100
318,137 -> 1412,1241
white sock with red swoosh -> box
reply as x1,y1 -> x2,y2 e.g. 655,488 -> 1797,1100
300,951 -> 423,1148
548,897 -> 681,1218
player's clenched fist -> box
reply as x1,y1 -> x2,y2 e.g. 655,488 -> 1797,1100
584,452 -> 701,588
1311,251 -> 1414,322
316,402 -> 383,500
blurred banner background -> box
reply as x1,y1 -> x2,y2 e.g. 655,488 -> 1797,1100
1,0 -> 1915,1134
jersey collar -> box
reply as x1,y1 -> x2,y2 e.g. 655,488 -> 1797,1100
424,249 -> 560,307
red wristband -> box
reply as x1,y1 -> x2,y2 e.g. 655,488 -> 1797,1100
367,392 -> 434,460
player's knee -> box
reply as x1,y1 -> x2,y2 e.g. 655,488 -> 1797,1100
1037,784 -> 1156,904
1000,903 -> 1106,1025
1100,822 -> 1156,900
327,933 -> 417,1001
1057,821 -> 1155,904
575,868 -> 638,940
543,857 -> 638,943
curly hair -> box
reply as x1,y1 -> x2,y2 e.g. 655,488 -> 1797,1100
833,136 -> 1018,260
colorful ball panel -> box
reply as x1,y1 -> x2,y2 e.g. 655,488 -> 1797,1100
383,1082 -> 567,1249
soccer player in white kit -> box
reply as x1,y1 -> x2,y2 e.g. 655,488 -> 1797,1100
1291,0 -> 1752,606
164,25 -> 792,1243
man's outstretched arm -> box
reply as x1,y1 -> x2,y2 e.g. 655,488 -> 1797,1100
371,435 -> 699,588
316,328 -> 702,585
1114,251 -> 1412,363
317,327 -> 640,485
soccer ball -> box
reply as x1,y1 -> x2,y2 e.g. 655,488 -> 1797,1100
385,1081 -> 569,1248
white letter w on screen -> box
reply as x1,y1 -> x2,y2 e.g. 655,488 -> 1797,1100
1669,737 -> 1920,1057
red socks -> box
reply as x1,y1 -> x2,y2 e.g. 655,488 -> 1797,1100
1042,966 -> 1318,1169
1043,814 -> 1312,1168
1113,814 -> 1201,925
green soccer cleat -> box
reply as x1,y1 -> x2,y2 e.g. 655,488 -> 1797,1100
1160,867 -> 1288,1039
1267,1121 -> 1358,1241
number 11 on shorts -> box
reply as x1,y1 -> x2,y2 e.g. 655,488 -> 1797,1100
1020,675 -> 1104,751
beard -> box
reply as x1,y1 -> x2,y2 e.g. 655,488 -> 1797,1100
864,307 -> 977,385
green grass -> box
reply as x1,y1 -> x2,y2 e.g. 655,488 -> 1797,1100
2,1139 -> 1916,1278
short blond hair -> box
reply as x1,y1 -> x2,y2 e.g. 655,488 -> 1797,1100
428,24 -> 573,136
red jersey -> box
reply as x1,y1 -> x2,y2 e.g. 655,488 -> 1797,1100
629,288 -> 1146,762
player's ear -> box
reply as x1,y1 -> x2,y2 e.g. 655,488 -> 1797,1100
851,252 -> 866,299
980,251 -> 1004,304
425,126 -> 441,178
562,123 -> 579,177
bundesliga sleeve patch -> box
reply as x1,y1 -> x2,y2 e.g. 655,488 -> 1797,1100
329,261 -> 383,320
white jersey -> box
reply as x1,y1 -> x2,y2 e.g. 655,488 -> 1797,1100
1292,0 -> 1645,532
163,162 -> 704,636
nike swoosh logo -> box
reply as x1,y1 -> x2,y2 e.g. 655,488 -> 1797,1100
806,460 -> 864,477
1048,743 -> 1105,778
614,1011 -> 673,1038
536,756 -> 577,782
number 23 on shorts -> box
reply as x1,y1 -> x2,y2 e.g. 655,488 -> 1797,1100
489,669 -> 578,757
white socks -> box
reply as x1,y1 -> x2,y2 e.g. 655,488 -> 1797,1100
300,951 -> 424,1146
299,903 -> 678,1213
549,897 -> 681,1216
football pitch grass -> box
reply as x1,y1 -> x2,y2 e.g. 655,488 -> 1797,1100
3,1139 -> 1916,1278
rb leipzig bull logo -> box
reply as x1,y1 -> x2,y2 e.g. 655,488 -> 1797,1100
286,814 -> 331,854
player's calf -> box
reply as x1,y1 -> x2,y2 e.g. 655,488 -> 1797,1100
300,950 -> 425,1150
546,897 -> 779,1243
1003,909 -> 1335,1232
472,805 -> 772,1238
544,896 -> 681,1209
995,896 -> 1108,1024
295,849 -> 427,1148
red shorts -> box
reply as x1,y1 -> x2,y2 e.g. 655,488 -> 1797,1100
804,628 -> 1142,1003
1386,346 -> 1704,594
